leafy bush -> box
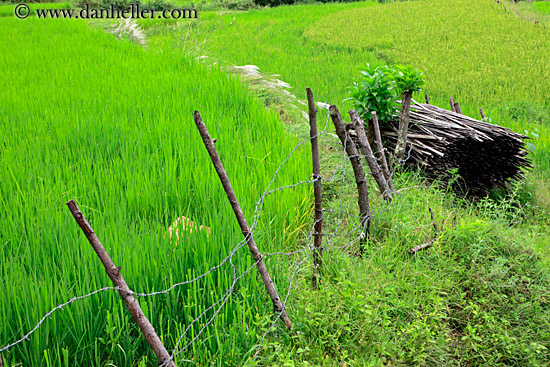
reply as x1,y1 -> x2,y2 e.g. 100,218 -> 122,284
345,63 -> 424,124
345,63 -> 399,124
393,64 -> 424,94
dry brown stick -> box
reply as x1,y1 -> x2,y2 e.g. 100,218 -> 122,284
371,111 -> 393,191
479,107 -> 486,120
450,97 -> 456,112
66,200 -> 176,367
193,111 -> 292,330
409,239 -> 436,254
409,207 -> 439,254
307,88 -> 323,290
454,102 -> 463,115
349,110 -> 391,201
330,105 -> 370,252
424,93 -> 430,104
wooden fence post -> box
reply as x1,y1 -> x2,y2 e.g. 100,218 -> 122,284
66,200 -> 176,367
329,105 -> 370,252
454,102 -> 463,115
371,111 -> 393,191
306,88 -> 324,290
349,110 -> 391,201
193,111 -> 292,330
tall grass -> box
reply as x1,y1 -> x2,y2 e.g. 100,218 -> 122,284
0,18 -> 309,366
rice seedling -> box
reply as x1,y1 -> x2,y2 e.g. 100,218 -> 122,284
0,17 -> 309,366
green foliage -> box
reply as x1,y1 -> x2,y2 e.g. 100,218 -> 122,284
502,101 -> 550,125
346,63 -> 399,123
532,0 -> 550,15
393,64 -> 424,94
345,63 -> 424,123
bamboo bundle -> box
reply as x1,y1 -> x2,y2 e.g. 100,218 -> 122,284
347,102 -> 532,196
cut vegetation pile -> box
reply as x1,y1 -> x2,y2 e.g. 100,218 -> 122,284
379,103 -> 532,196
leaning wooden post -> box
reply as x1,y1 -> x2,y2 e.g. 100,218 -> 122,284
450,97 -> 456,112
306,88 -> 323,290
349,110 -> 391,201
193,111 -> 292,330
66,200 -> 176,367
371,111 -> 393,191
329,105 -> 370,252
479,107 -> 486,120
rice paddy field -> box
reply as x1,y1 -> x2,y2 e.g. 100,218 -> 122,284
0,17 -> 309,366
2,0 -> 550,366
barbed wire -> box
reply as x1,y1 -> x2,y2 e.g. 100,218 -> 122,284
1,109 -> 413,367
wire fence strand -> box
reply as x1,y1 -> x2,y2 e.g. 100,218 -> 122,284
1,109 -> 412,366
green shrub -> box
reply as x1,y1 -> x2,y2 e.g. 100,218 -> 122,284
345,63 -> 399,124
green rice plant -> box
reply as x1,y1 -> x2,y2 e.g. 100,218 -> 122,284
0,17 -> 309,366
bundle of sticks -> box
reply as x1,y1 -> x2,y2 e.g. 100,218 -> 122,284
347,102 -> 532,196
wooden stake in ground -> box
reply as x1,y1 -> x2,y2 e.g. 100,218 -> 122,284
306,88 -> 323,290
395,91 -> 413,159
371,111 -> 393,192
479,107 -> 486,120
424,94 -> 430,104
66,200 -> 176,367
193,111 -> 292,330
349,110 -> 391,201
454,102 -> 463,115
329,105 -> 370,252
450,97 -> 456,112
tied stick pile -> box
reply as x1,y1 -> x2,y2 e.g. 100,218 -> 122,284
349,102 -> 532,196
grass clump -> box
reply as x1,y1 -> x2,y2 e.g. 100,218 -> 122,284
253,173 -> 550,366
